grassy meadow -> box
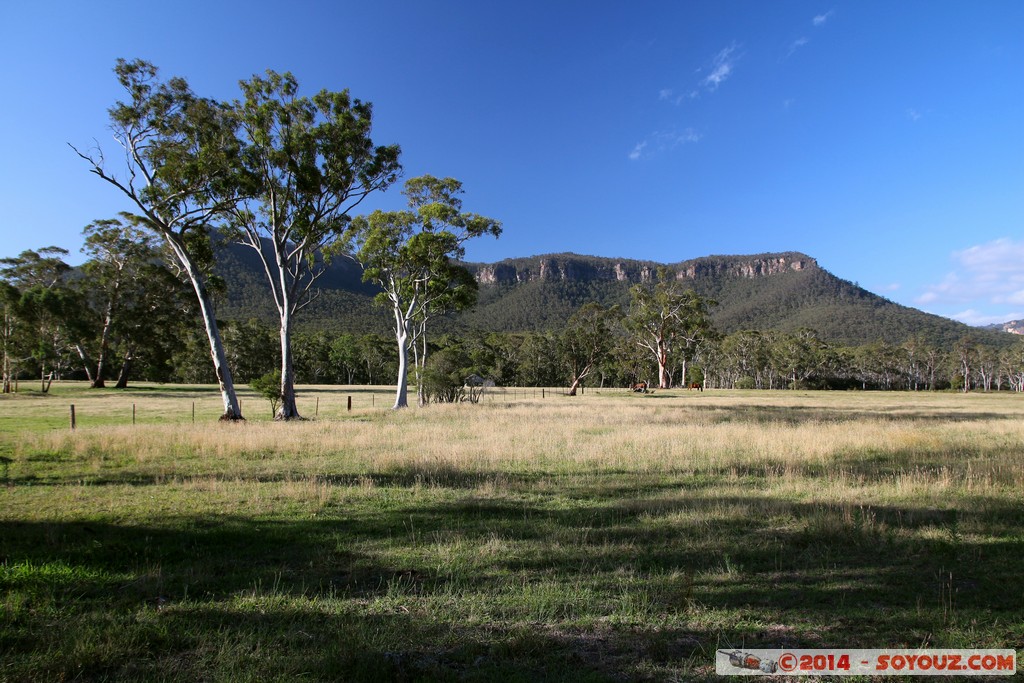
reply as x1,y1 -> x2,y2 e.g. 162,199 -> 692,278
1,383 -> 1022,680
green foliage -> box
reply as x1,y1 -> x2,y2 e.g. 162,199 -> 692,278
625,269 -> 716,388
559,303 -> 620,394
421,346 -> 472,403
349,175 -> 501,406
249,369 -> 282,416
223,69 -> 402,417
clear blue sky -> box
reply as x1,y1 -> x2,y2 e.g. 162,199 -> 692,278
2,1 -> 1022,325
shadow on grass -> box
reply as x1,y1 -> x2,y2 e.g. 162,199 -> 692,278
3,478 -> 1023,680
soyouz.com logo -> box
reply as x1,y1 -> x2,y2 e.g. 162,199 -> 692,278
716,649 -> 1016,676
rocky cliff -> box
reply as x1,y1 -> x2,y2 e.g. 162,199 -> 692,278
470,252 -> 816,285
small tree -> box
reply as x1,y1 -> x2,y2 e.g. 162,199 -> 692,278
250,370 -> 282,417
348,176 -> 501,409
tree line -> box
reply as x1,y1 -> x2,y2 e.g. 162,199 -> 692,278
5,239 -> 1021,402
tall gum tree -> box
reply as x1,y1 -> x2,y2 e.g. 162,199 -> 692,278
626,268 -> 715,389
225,71 -> 401,420
72,59 -> 245,419
348,176 -> 501,409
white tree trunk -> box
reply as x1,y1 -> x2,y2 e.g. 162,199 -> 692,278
277,312 -> 301,419
168,238 -> 243,420
393,321 -> 410,409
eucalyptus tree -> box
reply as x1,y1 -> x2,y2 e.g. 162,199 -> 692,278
72,59 -> 246,419
225,71 -> 401,419
0,282 -> 20,393
329,333 -> 362,384
349,176 -> 501,409
1001,339 -> 1024,392
560,303 -> 620,395
625,268 -> 715,389
771,328 -> 827,389
953,336 -> 977,393
0,248 -> 81,392
78,216 -> 166,387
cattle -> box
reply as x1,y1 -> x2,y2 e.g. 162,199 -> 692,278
688,383 -> 703,392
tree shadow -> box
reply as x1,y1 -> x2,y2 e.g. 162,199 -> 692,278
3,477 -> 1021,680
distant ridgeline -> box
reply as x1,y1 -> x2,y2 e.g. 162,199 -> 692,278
214,242 -> 1013,349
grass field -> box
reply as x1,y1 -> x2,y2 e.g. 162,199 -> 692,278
1,383 -> 1022,681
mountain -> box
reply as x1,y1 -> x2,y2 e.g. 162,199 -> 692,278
214,245 -> 1015,349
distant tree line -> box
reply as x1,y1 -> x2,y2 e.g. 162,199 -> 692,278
5,245 -> 1022,398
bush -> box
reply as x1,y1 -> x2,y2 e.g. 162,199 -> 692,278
422,348 -> 468,404
249,370 -> 282,417
735,376 -> 756,390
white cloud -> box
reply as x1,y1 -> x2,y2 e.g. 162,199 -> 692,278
949,308 -> 1024,326
787,37 -> 809,57
918,238 -> 1024,322
703,43 -> 741,90
658,88 -> 674,101
954,238 -> 1024,272
906,108 -> 922,122
813,10 -> 835,26
628,129 -> 701,160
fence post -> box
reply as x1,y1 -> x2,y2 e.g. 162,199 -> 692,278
347,396 -> 352,412
70,404 -> 76,430
192,401 -> 195,423
132,403 -> 136,425
315,396 -> 320,416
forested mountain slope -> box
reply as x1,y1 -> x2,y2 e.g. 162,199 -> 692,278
214,244 -> 1012,349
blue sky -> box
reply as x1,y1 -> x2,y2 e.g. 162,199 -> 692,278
2,1 -> 1022,325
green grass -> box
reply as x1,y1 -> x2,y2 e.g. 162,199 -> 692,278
1,383 -> 1022,680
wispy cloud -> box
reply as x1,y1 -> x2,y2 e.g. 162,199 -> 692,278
917,238 -> 1024,323
659,87 -> 699,106
906,108 -> 923,122
813,10 -> 835,26
787,36 -> 809,57
628,129 -> 702,161
703,43 -> 741,90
